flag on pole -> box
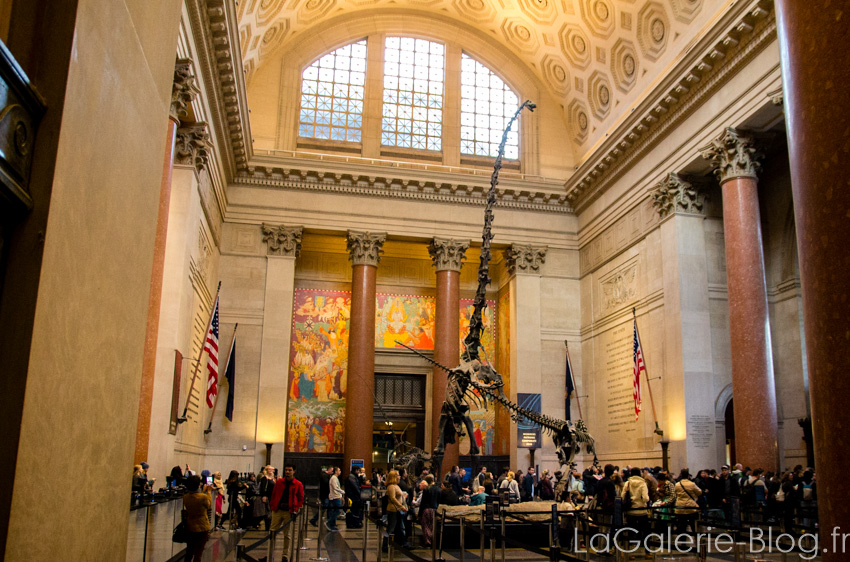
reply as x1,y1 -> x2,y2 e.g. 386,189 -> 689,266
204,297 -> 220,408
633,317 -> 645,420
223,335 -> 236,421
565,351 -> 575,421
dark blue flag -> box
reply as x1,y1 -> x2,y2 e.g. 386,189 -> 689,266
224,337 -> 236,421
565,351 -> 575,421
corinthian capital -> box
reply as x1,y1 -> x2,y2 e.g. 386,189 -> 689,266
175,123 -> 211,172
347,231 -> 386,266
170,59 -> 201,121
700,127 -> 763,184
261,224 -> 303,257
650,173 -> 707,218
503,244 -> 547,275
429,238 -> 469,272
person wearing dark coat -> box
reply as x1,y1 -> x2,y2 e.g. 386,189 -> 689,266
438,481 -> 460,506
310,465 -> 333,526
345,466 -> 363,528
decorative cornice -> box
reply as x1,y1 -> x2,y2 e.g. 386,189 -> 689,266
650,172 -> 707,218
700,127 -> 763,183
565,0 -> 774,210
170,59 -> 201,121
347,231 -> 386,266
175,123 -> 212,172
504,244 -> 548,275
429,238 -> 469,272
186,0 -> 252,176
261,223 -> 303,257
767,86 -> 783,105
233,166 -> 573,214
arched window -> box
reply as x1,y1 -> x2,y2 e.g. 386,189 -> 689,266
298,40 -> 367,142
381,37 -> 445,151
295,37 -> 523,164
460,53 -> 519,159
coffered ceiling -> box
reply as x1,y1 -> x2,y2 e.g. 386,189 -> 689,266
236,0 -> 727,152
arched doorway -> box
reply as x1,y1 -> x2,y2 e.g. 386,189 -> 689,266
725,399 -> 736,466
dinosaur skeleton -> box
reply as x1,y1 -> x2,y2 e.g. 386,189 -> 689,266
398,99 -> 599,474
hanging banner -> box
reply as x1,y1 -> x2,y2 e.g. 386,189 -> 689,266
516,392 -> 542,448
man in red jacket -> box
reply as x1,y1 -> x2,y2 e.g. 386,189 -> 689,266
270,463 -> 305,562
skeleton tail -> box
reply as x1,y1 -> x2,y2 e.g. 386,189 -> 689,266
470,378 -> 566,435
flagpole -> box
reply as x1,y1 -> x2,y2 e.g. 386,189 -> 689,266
564,340 -> 583,420
205,323 -> 238,435
177,281 -> 221,424
633,307 -> 663,436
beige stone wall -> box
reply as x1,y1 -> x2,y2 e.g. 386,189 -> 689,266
4,0 -> 182,558
574,36 -> 810,473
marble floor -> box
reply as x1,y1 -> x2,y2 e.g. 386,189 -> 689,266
182,519 -> 819,562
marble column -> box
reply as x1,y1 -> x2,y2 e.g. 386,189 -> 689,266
260,225 -> 302,469
429,238 -> 469,474
652,173 -> 717,471
774,2 -> 850,556
701,128 -> 778,471
135,60 -> 200,464
504,244 -> 547,469
344,231 -> 386,476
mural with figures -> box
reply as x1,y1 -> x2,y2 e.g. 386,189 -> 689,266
459,298 -> 497,455
286,289 -> 350,453
375,294 -> 436,349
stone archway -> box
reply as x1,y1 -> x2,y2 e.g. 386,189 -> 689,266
715,383 -> 734,467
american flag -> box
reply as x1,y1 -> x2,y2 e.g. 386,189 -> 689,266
205,297 -> 220,408
633,318 -> 645,420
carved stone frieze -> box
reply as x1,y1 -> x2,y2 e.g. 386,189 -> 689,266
429,238 -> 470,272
651,172 -> 707,218
700,127 -> 763,184
504,244 -> 548,275
175,123 -> 211,172
261,223 -> 303,257
170,59 -> 201,121
347,231 -> 386,266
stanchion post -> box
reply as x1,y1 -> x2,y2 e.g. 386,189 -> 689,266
290,513 -> 298,562
480,512 -> 486,560
310,503 -> 328,562
388,533 -> 395,562
437,509 -> 446,562
267,525 -> 276,562
362,501 -> 370,562
550,504 -> 559,562
500,511 -> 506,562
459,516 -> 465,562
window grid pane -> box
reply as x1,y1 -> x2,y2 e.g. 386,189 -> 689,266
460,54 -> 519,159
382,37 -> 444,151
299,40 -> 367,142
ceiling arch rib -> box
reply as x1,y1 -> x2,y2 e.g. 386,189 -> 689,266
238,0 -> 724,154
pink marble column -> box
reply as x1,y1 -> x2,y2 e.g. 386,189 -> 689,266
702,128 -> 778,472
134,61 -> 199,464
775,2 -> 850,556
429,238 -> 468,475
344,231 -> 385,477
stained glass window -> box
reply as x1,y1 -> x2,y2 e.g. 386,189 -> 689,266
460,53 -> 519,159
298,40 -> 367,142
381,37 -> 445,151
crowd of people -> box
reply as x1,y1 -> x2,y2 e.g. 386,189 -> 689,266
134,459 -> 817,561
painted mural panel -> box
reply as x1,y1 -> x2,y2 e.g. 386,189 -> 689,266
286,289 -> 350,453
375,294 -> 436,349
459,298 -> 497,455
495,290 -> 511,455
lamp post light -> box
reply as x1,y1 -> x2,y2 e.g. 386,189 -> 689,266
265,443 -> 273,467
660,438 -> 670,473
